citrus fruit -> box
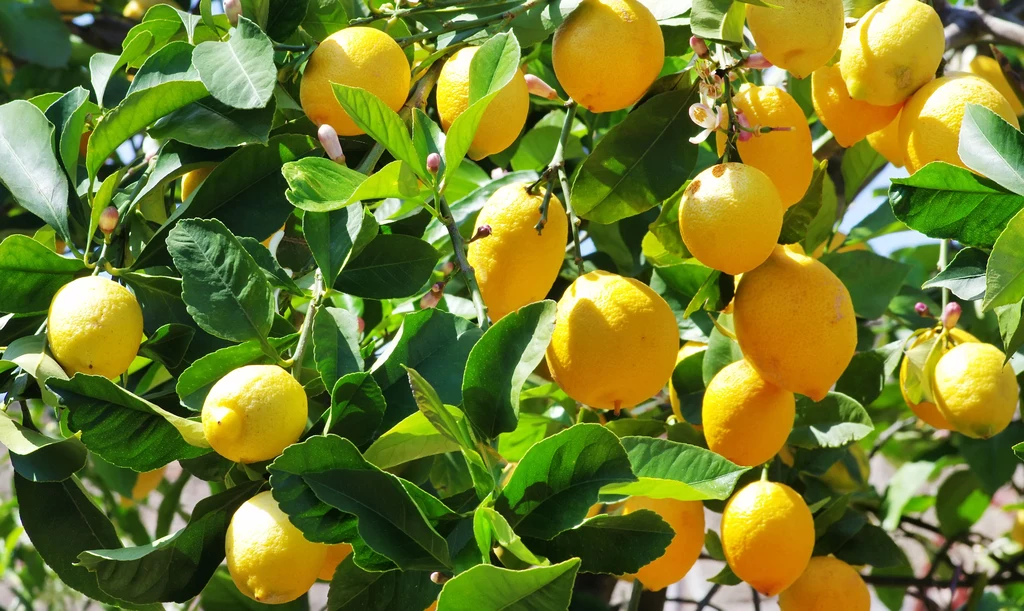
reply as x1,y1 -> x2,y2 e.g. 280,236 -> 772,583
899,327 -> 977,430
746,0 -> 844,79
1,55 -> 13,86
51,0 -> 96,12
226,491 -> 327,604
467,183 -> 567,322
679,162 -> 784,275
622,496 -> 705,591
811,62 -> 903,147
545,271 -> 678,410
47,276 -> 144,379
818,444 -> 870,493
969,55 -> 1024,116
131,467 -> 165,501
300,27 -> 411,136
1012,510 -> 1024,546
123,0 -> 179,19
722,480 -> 814,596
933,342 -> 1019,439
720,84 -> 813,206
319,543 -> 352,581
552,0 -> 664,113
733,246 -> 857,401
670,341 -> 707,422
436,46 -> 530,159
181,166 -> 215,201
900,74 -> 1020,174
703,359 -> 796,467
839,0 -> 945,106
867,112 -> 905,167
201,364 -> 308,463
778,556 -> 870,611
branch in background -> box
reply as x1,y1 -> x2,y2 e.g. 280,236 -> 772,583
940,3 -> 1024,49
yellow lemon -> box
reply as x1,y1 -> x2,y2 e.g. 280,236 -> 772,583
552,0 -> 664,113
318,543 -> 352,581
679,163 -> 784,275
899,327 -> 977,430
467,183 -> 567,322
1011,510 -> 1024,546
181,166 -> 215,201
722,84 -> 813,206
546,271 -> 678,410
746,0 -> 844,79
778,556 -> 870,611
933,342 -> 1019,439
811,62 -> 903,148
623,496 -> 705,591
722,481 -> 814,596
226,491 -> 327,604
123,0 -> 179,19
900,74 -> 1020,174
47,277 -> 144,379
969,55 -> 1024,116
670,341 -> 707,422
733,246 -> 857,401
818,444 -> 870,493
130,467 -> 165,501
51,0 -> 96,13
867,111 -> 905,167
703,359 -> 796,467
839,0 -> 944,106
201,365 -> 308,463
1,55 -> 13,86
300,27 -> 410,136
436,47 -> 530,159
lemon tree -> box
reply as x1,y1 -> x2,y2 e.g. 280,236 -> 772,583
2,0 -> 1024,609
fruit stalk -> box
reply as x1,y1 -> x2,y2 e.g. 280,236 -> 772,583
289,268 -> 326,379
555,101 -> 584,276
437,193 -> 490,329
625,579 -> 643,611
938,238 -> 950,310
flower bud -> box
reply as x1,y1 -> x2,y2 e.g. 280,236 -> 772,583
224,0 -> 242,26
470,224 -> 492,243
357,317 -> 365,334
735,110 -> 754,142
690,36 -> 709,59
744,53 -> 773,70
490,168 -> 507,180
99,206 -> 118,235
430,572 -> 450,585
524,74 -> 558,100
914,302 -> 930,316
942,302 -> 962,330
441,261 -> 456,275
420,284 -> 442,310
317,124 -> 345,164
426,152 -> 441,174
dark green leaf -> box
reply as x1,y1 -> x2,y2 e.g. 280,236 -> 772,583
922,247 -> 988,301
138,323 -> 195,370
526,511 -> 673,575
779,160 -> 827,244
787,393 -> 873,449
303,0 -> 348,39
266,0 -> 309,40
960,421 -> 1024,495
313,306 -> 363,392
996,300 -> 1024,358
327,559 -> 439,611
0,1 -> 71,68
0,234 -> 84,314
322,372 -> 386,445
601,436 -> 749,500
0,411 -> 87,482
835,524 -> 908,568
45,86 -> 96,187
150,97 -> 275,149
935,469 -> 991,537
175,336 -> 296,411
436,559 -> 580,611
335,234 -> 439,299
306,205 -> 378,285
820,250 -> 910,319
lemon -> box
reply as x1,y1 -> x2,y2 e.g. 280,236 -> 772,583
818,444 -> 870,493
839,0 -> 944,106
900,74 -> 1020,174
622,496 -> 705,591
1012,510 -> 1024,546
181,166 -> 215,201
778,556 -> 870,611
899,328 -> 977,430
552,0 -> 664,113
703,359 -> 796,467
130,467 -> 165,501
670,341 -> 707,422
467,183 -> 567,322
721,84 -> 813,206
545,271 -> 678,410
867,112 -> 905,167
47,277 -> 144,379
1,55 -> 13,86
318,543 -> 352,581
679,163 -> 784,275
933,342 -> 1019,439
733,246 -> 857,401
811,62 -> 903,148
51,0 -> 96,12
201,365 -> 308,463
300,27 -> 411,136
123,0 -> 179,19
436,47 -> 530,160
226,491 -> 327,604
746,0 -> 844,79
721,480 -> 814,596
969,55 -> 1024,116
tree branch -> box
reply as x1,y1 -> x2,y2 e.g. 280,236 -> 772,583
940,4 -> 1024,49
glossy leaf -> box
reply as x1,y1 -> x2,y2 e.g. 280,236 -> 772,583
983,208 -> 1024,311
175,335 -> 296,411
0,234 -> 84,314
602,436 -> 749,500
332,83 -> 424,178
436,559 -> 580,611
150,97 -> 275,149
306,205 -> 378,286
787,393 -> 873,449
335,234 -> 439,299
363,411 -> 463,470
820,250 -> 909,319
322,372 -> 386,445
0,411 -> 87,482
327,559 -> 439,611
282,157 -> 368,212
313,306 -> 363,393
525,511 -> 673,575
958,104 -> 1024,196
922,247 -> 988,301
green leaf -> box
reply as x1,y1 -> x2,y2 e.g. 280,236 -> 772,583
959,104 -> 1024,196
702,317 -> 742,385
983,207 -> 1024,311
45,86 -> 97,187
935,469 -> 991,537
0,411 -> 87,482
996,300 -> 1024,358
239,237 -> 301,294
303,0 -> 348,39
571,86 -> 701,224
336,233 -> 439,299
601,436 -> 749,500
306,204 -> 378,285
835,523 -> 907,568
889,162 -> 1024,249
349,159 -> 424,203
0,100 -> 71,242
313,306 -> 363,393
820,250 -> 910,319
0,1 -> 71,68
266,0 -> 310,40
364,411 -> 463,470
835,341 -> 901,406
436,559 -> 580,611
332,83 -> 424,179
1,334 -> 68,406
175,335 -> 296,410
960,421 -> 1024,495
200,568 -> 309,609
475,506 -> 548,567
526,511 -> 673,575
881,461 -> 934,531
77,481 -> 262,604
327,559 -> 439,611
192,17 -> 275,109
322,372 -> 386,445
922,247 -> 988,301
787,393 -> 873,449
150,97 -> 275,149
462,301 -> 556,439
691,0 -> 746,43
0,234 -> 84,314
47,374 -> 210,471
138,323 -> 195,371
282,157 -> 368,212
779,160 -> 827,244
166,218 -> 275,343
495,424 -> 635,539
841,140 -> 886,202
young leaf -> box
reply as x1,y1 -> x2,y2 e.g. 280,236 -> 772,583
313,306 -> 363,392
362,411 -> 463,470
476,506 -> 548,567
150,97 -> 275,149
880,461 -> 934,531
332,83 -> 425,179
787,393 -> 873,449
983,207 -> 1024,311
436,558 -> 580,611
690,0 -> 746,43
921,247 -> 988,301
958,104 -> 1024,196
282,157 -> 368,212
525,511 -> 673,575
44,86 -> 96,186
2,334 -> 68,406
601,436 -> 749,500
335,234 -> 439,299
0,234 -> 85,314
0,411 -> 87,482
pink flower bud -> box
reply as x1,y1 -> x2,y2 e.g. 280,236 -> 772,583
441,261 -> 455,275
420,285 -> 442,310
690,36 -> 709,59
735,110 -> 754,142
914,302 -> 930,316
744,53 -> 773,70
525,74 -> 558,100
99,206 -> 118,234
317,124 -> 345,164
357,317 -> 365,334
430,572 -> 450,585
224,0 -> 242,26
470,224 -> 492,243
490,168 -> 507,180
426,153 -> 441,174
942,302 -> 962,330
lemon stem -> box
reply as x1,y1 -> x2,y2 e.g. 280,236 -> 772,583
760,463 -> 770,481
626,579 -> 644,611
555,101 -> 585,277
437,193 -> 490,330
290,268 -> 326,380
710,313 -> 738,341
938,239 -> 950,311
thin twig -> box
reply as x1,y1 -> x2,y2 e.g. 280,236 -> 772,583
289,268 -> 325,378
396,1 -> 537,47
437,194 -> 489,329
625,579 -> 643,611
695,584 -> 722,611
869,417 -> 914,458
555,101 -> 584,277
